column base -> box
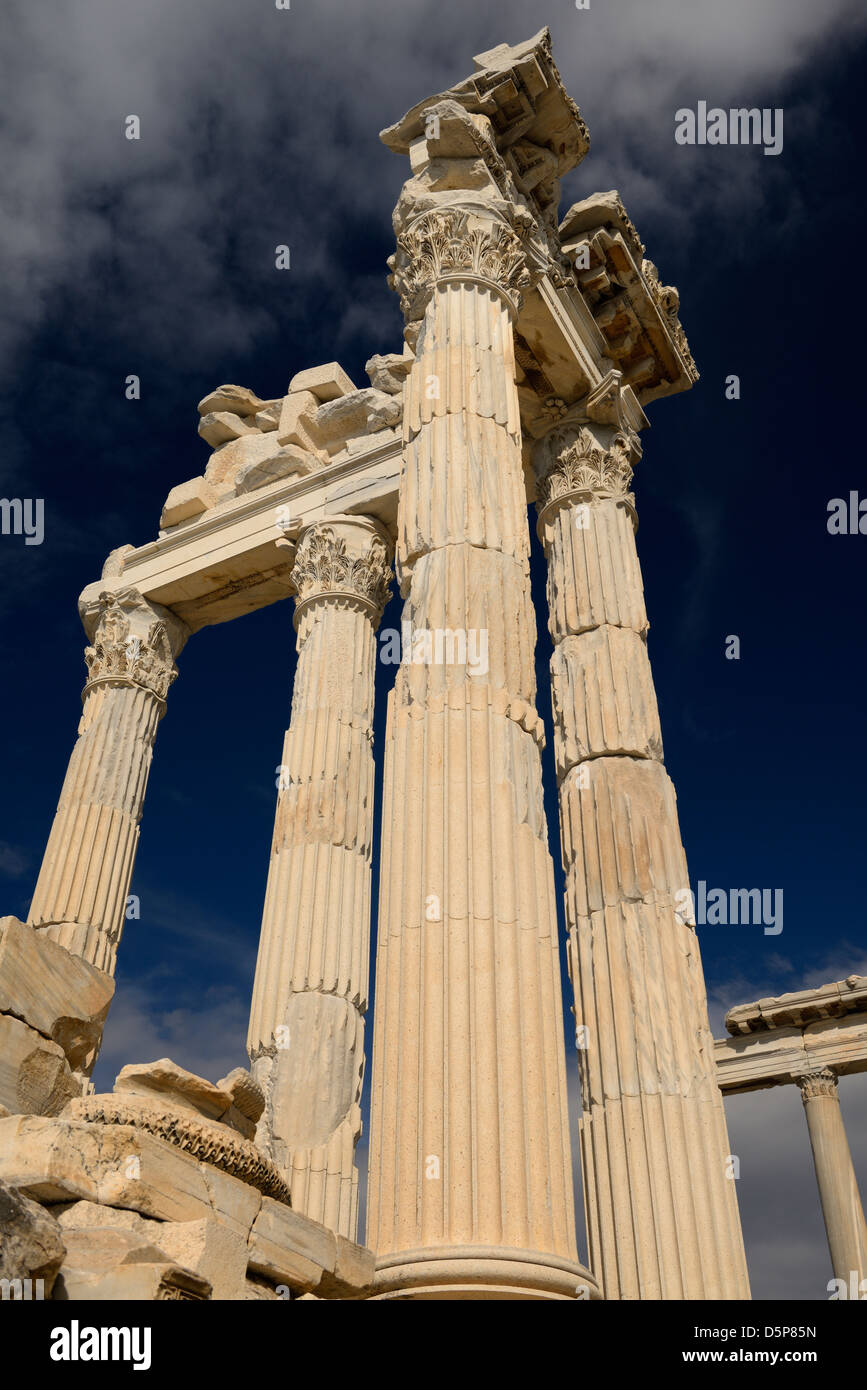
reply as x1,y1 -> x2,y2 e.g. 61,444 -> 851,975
368,1245 -> 599,1300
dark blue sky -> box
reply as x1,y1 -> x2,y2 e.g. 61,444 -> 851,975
1,0 -> 865,1299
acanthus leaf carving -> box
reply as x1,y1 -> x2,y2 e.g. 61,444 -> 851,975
535,425 -> 639,516
83,591 -> 177,701
291,525 -> 392,619
389,208 -> 533,321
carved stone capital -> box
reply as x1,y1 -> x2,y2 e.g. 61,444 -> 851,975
797,1067 -> 839,1101
79,587 -> 189,703
291,515 -> 393,625
389,208 -> 533,321
533,420 -> 641,528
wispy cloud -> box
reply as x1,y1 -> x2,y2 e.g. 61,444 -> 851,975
0,841 -> 29,879
1,0 -> 865,381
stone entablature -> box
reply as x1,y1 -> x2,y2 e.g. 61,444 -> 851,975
726,974 -> 867,1035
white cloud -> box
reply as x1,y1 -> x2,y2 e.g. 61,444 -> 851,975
1,0 -> 864,377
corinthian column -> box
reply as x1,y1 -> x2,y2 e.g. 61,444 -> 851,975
798,1068 -> 867,1287
534,409 -> 750,1299
28,585 -> 188,976
247,515 -> 391,1240
366,205 -> 586,1300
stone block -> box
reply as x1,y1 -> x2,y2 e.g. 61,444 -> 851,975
0,1115 -> 262,1235
159,477 -> 218,529
254,402 -> 282,432
197,411 -> 260,447
54,1261 -> 212,1301
365,352 -> 412,395
318,1233 -> 376,1298
276,390 -> 328,456
288,362 -> 355,402
315,389 -> 401,451
156,1217 -> 248,1300
196,384 -> 268,418
0,1177 -> 66,1293
205,430 -> 300,487
234,446 -> 320,495
247,1196 -> 336,1292
113,1057 -> 263,1140
0,917 -> 114,1072
0,1016 -> 80,1117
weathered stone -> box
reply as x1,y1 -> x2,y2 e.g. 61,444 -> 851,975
148,1217 -> 249,1301
0,1115 -> 262,1235
0,1177 -> 66,1292
197,411 -> 260,447
0,916 -> 114,1072
197,385 -> 268,418
26,587 -> 188,981
160,476 -> 218,528
254,402 -> 282,432
247,517 -> 392,1238
365,352 -> 411,395
314,389 -> 401,451
288,362 -> 355,402
318,1233 -> 376,1298
276,390 -> 328,457
55,1261 -> 212,1301
247,1197 -> 335,1291
234,446 -> 320,495
0,1016 -> 80,1117
217,1067 -> 265,1124
204,430 -> 289,487
113,1057 -> 263,1141
114,1058 -> 230,1122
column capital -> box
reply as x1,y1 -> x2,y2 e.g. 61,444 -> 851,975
533,418 -> 641,532
291,515 -> 393,628
389,206 -> 537,324
797,1067 -> 839,1101
78,585 -> 189,704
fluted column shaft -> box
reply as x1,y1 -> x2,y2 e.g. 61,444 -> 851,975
28,586 -> 186,977
367,209 -> 583,1300
247,516 -> 391,1240
536,418 -> 750,1300
798,1069 -> 867,1286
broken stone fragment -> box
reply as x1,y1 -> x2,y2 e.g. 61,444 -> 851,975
0,1015 -> 80,1117
159,476 -> 218,529
154,1216 -> 248,1300
204,431 -> 288,488
234,446 -> 321,495
0,917 -> 114,1073
112,1057 -> 264,1140
197,411 -> 260,448
0,1177 -> 66,1293
276,390 -> 329,457
54,1260 -> 212,1301
217,1068 -> 266,1124
365,352 -> 412,395
288,362 -> 355,402
196,384 -> 269,418
254,402 -> 282,432
314,389 -> 402,451
100,543 -> 135,579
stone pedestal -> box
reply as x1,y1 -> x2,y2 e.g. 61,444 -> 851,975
247,516 -> 391,1239
798,1068 -> 867,1286
366,207 -> 587,1300
28,587 -> 188,977
535,415 -> 750,1300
